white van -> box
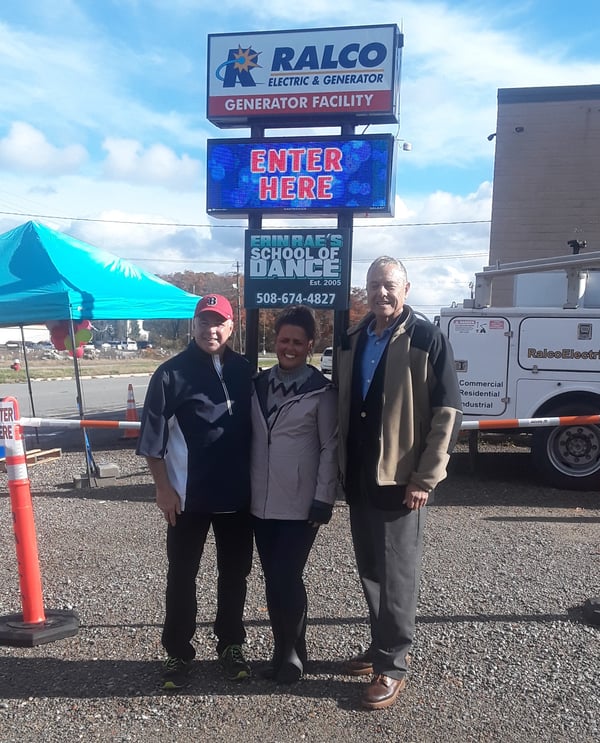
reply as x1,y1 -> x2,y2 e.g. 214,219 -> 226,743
320,346 -> 333,374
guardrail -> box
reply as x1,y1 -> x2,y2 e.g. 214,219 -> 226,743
14,413 -> 600,432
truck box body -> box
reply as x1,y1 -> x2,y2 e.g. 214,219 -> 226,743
443,309 -> 600,420
439,251 -> 600,490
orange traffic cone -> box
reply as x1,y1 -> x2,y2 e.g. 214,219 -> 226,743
122,383 -> 139,439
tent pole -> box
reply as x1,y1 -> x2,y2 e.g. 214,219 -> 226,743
68,317 -> 97,486
19,325 -> 40,448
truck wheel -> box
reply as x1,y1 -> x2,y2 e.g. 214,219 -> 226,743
531,403 -> 600,490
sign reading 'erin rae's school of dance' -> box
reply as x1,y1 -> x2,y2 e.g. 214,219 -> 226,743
207,24 -> 403,128
244,229 -> 351,310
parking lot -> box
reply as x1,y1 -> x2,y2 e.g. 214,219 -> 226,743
0,440 -> 598,742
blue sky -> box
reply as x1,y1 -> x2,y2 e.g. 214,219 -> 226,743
1,0 -> 600,316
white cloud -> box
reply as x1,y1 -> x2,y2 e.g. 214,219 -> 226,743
0,122 -> 87,175
397,3 -> 600,166
349,183 -> 492,314
101,138 -> 201,191
2,0 -> 600,315
65,209 -> 231,277
0,17 -> 208,152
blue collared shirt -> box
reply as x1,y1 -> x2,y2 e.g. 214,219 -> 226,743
360,317 -> 400,399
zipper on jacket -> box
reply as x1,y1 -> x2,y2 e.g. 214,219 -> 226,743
212,354 -> 233,415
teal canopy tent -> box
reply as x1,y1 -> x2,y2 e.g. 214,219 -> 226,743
0,221 -> 200,483
0,221 -> 198,324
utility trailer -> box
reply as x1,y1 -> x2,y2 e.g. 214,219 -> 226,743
438,249 -> 600,490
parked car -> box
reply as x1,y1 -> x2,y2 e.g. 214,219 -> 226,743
118,340 -> 138,351
320,346 -> 333,374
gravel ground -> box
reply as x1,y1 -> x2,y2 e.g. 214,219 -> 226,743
0,438 -> 598,742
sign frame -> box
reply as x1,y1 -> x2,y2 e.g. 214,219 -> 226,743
207,24 -> 403,128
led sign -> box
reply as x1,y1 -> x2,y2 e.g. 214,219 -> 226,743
206,134 -> 395,218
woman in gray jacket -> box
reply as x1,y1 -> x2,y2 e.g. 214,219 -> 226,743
251,306 -> 338,684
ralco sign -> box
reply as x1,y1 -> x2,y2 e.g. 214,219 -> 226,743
207,24 -> 403,128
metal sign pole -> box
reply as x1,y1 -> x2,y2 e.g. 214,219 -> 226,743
244,124 -> 264,372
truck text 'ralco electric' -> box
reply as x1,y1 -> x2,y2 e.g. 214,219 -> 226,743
438,247 -> 600,491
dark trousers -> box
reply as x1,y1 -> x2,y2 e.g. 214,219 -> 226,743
161,510 -> 253,661
252,517 -> 318,665
349,489 -> 427,680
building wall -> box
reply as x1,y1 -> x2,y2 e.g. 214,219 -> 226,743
489,85 -> 600,306
0,325 -> 50,345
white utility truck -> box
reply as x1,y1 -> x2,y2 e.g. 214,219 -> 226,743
438,248 -> 600,490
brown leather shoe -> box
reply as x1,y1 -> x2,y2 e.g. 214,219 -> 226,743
342,650 -> 374,676
361,674 -> 407,710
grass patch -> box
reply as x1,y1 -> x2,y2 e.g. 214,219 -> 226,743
0,352 -> 322,382
0,357 -> 164,383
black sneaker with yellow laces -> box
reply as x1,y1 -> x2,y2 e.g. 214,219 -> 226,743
218,644 -> 251,681
161,656 -> 193,690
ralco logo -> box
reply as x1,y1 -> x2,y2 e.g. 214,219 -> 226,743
215,42 -> 388,88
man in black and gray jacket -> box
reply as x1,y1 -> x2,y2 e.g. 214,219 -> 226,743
137,294 -> 253,690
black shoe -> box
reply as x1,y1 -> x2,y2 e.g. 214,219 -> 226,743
161,656 -> 192,690
276,661 -> 303,684
218,644 -> 252,681
259,663 -> 279,680
275,648 -> 303,685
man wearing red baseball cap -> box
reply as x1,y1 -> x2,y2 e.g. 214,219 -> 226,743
194,293 -> 234,321
137,294 -> 254,690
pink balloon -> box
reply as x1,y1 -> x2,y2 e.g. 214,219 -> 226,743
52,334 -> 67,351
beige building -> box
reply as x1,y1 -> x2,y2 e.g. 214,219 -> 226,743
488,84 -> 600,305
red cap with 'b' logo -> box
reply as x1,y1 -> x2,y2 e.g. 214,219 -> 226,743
194,294 -> 234,321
